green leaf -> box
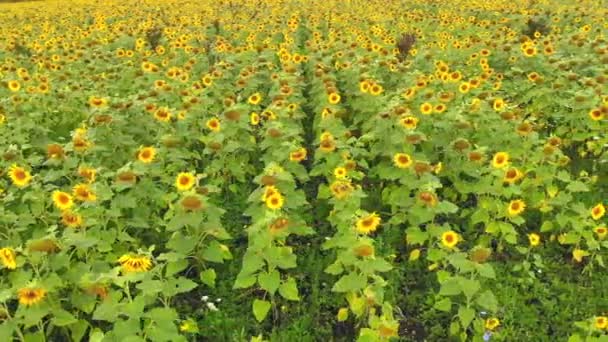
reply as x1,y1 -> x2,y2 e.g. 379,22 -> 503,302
70,320 -> 89,342
458,306 -> 475,329
252,299 -> 271,322
200,269 -> 216,288
476,263 -> 496,279
566,181 -> 589,192
459,278 -> 480,300
0,322 -> 14,342
278,277 -> 300,301
476,290 -> 498,312
406,227 -> 428,245
433,298 -> 452,312
165,259 -> 188,277
258,270 -> 280,295
439,278 -> 461,296
332,272 -> 367,293
51,309 -> 78,327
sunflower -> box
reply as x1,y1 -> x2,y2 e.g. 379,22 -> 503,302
353,243 -> 374,257
78,166 -> 96,183
503,167 -> 523,184
334,167 -> 347,179
175,172 -> 196,191
359,81 -> 370,93
493,98 -> 505,111
248,93 -> 262,105
206,118 -> 221,132
508,199 -> 526,216
355,213 -> 381,234
118,254 -> 153,273
458,82 -> 470,94
17,287 -> 47,306
330,180 -> 354,199
491,152 -> 509,168
591,203 -> 605,220
137,146 -> 156,163
7,80 -> 21,92
596,316 -> 608,329
88,96 -> 108,108
47,144 -> 65,159
393,153 -> 413,169
441,230 -> 459,248
319,138 -> 336,153
180,195 -> 204,211
289,148 -> 307,162
265,193 -> 284,210
154,107 -> 172,122
588,109 -> 603,121
485,318 -> 500,330
528,233 -> 541,247
369,84 -> 383,96
328,92 -> 341,104
52,191 -> 73,210
400,116 -> 419,129
261,185 -> 279,201
73,184 -> 97,202
73,136 -> 91,152
594,226 -> 607,240
0,248 -> 17,269
61,210 -> 83,228
250,112 -> 260,125
420,102 -> 433,115
8,164 -> 32,188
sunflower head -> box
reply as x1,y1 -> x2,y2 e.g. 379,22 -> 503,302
175,172 -> 196,191
17,287 -> 47,306
355,213 -> 381,235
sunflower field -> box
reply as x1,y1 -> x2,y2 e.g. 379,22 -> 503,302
0,0 -> 607,341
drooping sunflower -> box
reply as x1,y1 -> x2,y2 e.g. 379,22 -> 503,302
18,287 -> 47,306
355,213 -> 381,234
441,230 -> 459,248
393,153 -> 413,169
118,254 -> 153,273
137,146 -> 156,163
491,152 -> 509,168
206,118 -> 221,132
175,172 -> 196,191
508,199 -> 526,216
591,203 -> 605,220
52,191 -> 74,210
265,193 -> 284,210
73,184 -> 96,202
8,164 -> 32,188
0,248 -> 17,269
289,148 -> 307,162
61,210 -> 83,228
